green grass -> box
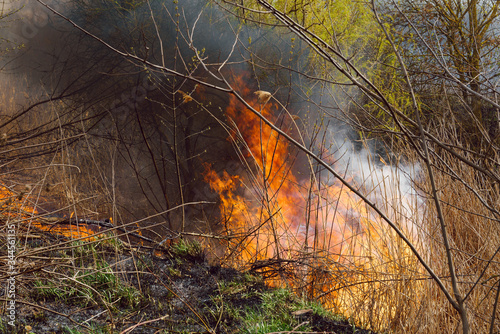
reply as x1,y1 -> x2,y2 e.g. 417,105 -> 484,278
208,273 -> 352,333
170,238 -> 203,259
31,240 -> 143,313
17,237 -> 367,334
241,289 -> 316,333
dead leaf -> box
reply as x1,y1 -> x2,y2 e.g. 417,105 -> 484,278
178,90 -> 193,103
254,90 -> 272,104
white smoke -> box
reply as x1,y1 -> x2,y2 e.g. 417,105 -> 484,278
326,127 -> 424,241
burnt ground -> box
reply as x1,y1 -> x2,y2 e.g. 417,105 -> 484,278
0,235 -> 377,334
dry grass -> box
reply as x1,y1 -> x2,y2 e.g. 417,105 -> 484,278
413,148 -> 500,333
203,103 -> 425,331
205,106 -> 500,333
1,68 -> 499,334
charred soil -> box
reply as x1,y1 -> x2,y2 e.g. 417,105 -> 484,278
0,233 -> 376,334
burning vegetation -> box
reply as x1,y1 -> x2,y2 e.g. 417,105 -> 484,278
202,71 -> 423,328
0,0 -> 500,333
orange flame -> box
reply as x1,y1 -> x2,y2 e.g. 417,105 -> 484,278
0,186 -> 96,240
203,71 -> 421,324
204,72 -> 364,260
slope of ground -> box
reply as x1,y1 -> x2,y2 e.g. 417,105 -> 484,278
0,230 -> 377,334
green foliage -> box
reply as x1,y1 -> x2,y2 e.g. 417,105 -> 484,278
170,239 -> 204,260
237,0 -> 378,50
210,273 -> 351,334
31,241 -> 143,313
230,0 -> 409,136
242,289 -> 302,333
33,265 -> 142,311
240,288 -> 348,333
267,0 -> 382,66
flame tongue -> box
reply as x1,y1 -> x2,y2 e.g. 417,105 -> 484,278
203,71 -> 421,325
204,72 -> 339,261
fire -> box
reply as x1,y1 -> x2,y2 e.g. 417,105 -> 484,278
204,71 -> 366,259
205,73 -> 308,260
204,71 -> 421,325
0,186 -> 96,240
